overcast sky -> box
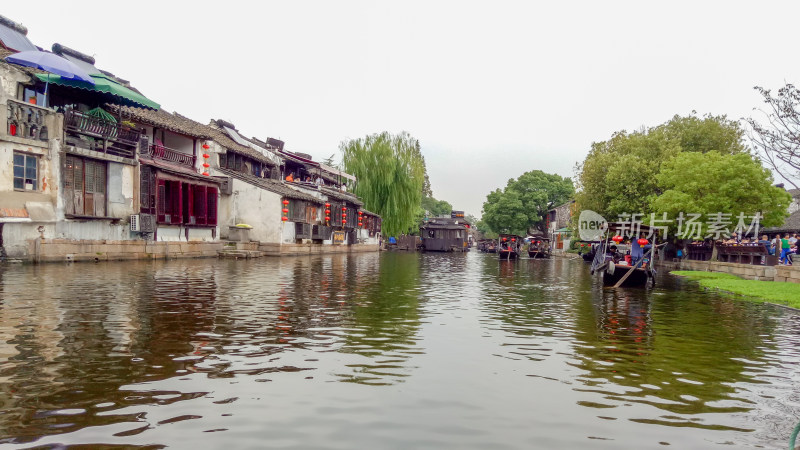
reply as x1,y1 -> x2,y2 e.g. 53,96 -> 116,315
6,1 -> 799,217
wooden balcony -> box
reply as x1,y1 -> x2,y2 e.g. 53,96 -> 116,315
141,143 -> 196,169
64,109 -> 140,159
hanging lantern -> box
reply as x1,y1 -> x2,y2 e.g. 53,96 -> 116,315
325,203 -> 331,207
511,238 -> 516,242
202,153 -> 210,159
342,207 -> 347,211
612,235 -> 623,243
202,143 -> 210,150
502,237 -> 507,242
282,199 -> 290,205
326,216 -> 330,221
358,222 -> 363,227
358,211 -> 363,215
281,216 -> 288,221
202,172 -> 209,176
203,162 -> 210,168
637,238 -> 649,246
282,208 -> 289,213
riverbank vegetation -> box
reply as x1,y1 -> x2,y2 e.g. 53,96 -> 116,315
573,113 -> 791,233
671,270 -> 800,309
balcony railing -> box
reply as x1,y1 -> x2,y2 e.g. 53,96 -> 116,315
64,109 -> 140,159
6,99 -> 50,142
142,143 -> 196,168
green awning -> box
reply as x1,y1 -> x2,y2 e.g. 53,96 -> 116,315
36,73 -> 160,110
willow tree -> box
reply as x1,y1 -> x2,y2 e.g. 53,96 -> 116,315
341,131 -> 426,236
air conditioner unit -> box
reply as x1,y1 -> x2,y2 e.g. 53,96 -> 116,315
214,176 -> 233,195
131,214 -> 155,232
295,222 -> 312,239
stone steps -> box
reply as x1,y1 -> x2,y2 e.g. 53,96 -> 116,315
218,249 -> 265,259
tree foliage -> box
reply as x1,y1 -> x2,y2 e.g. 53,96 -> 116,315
746,83 -> 800,190
575,113 -> 748,220
421,196 -> 453,217
481,170 -> 574,235
341,131 -> 426,236
652,152 -> 791,234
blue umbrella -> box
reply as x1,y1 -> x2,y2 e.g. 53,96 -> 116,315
4,50 -> 95,107
4,51 -> 95,83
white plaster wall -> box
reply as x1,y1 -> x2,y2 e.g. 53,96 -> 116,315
282,221 -> 296,243
54,220 -> 128,241
2,222 -> 48,258
156,225 -> 216,242
107,162 -> 135,218
218,178 -> 283,243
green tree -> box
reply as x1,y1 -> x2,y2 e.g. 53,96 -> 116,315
575,113 -> 747,221
506,170 -> 574,232
421,196 -> 453,217
341,131 -> 426,236
480,170 -> 573,235
652,151 -> 790,235
481,189 -> 529,235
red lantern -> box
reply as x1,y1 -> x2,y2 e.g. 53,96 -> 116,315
511,238 -> 516,242
202,144 -> 210,150
202,153 -> 210,159
325,216 -> 330,221
342,207 -> 346,211
358,222 -> 363,227
325,209 -> 330,214
202,172 -> 209,176
281,216 -> 288,221
637,238 -> 649,246
612,235 -> 623,243
343,219 -> 347,223
358,211 -> 363,215
202,162 -> 210,168
282,199 -> 290,205
502,238 -> 507,241
325,203 -> 331,207
282,208 -> 289,213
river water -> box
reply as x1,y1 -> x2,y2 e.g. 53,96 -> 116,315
0,252 -> 798,449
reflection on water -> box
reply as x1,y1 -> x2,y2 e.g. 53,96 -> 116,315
0,253 -> 799,448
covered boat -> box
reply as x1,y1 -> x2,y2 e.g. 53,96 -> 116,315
590,223 -> 658,288
419,217 -> 470,252
527,235 -> 551,258
498,234 -> 522,260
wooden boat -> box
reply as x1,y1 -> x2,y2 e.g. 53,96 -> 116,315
419,217 -> 470,252
527,236 -> 551,258
498,234 -> 522,260
590,223 -> 657,288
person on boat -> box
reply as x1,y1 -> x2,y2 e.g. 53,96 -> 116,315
607,245 -> 620,264
631,234 -> 644,266
285,173 -> 294,182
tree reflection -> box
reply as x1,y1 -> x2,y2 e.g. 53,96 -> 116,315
570,283 -> 777,428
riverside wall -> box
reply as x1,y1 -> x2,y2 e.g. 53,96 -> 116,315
657,259 -> 800,283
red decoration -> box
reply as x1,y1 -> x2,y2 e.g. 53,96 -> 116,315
325,203 -> 330,207
502,238 -> 507,241
325,209 -> 330,214
282,200 -> 290,205
202,162 -> 210,168
342,207 -> 347,211
9,124 -> 16,136
325,216 -> 330,221
282,208 -> 289,213
612,235 -> 623,243
358,211 -> 363,215
358,222 -> 363,227
511,238 -> 516,242
281,216 -> 288,221
202,153 -> 210,159
637,238 -> 649,246
202,172 -> 209,176
202,144 -> 210,150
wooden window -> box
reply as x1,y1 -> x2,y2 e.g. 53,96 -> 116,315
140,166 -> 157,214
13,152 -> 38,191
289,200 -> 306,222
156,179 -> 183,224
64,155 -> 106,216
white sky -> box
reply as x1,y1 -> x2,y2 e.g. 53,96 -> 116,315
5,1 -> 800,217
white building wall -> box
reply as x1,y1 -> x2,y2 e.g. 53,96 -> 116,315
218,178 -> 283,243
